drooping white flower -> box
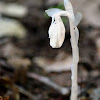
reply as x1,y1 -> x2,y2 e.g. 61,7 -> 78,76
45,0 -> 82,48
45,9 -> 65,48
48,14 -> 65,48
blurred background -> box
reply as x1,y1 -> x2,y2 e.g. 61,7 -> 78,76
0,0 -> 100,100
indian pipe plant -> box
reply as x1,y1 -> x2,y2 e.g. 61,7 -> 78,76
45,0 -> 82,100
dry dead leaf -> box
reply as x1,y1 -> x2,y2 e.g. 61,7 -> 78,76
90,88 -> 100,100
7,57 -> 31,84
7,57 -> 31,68
0,18 -> 26,38
33,55 -> 72,72
0,2 -> 28,18
3,96 -> 9,100
0,43 -> 24,58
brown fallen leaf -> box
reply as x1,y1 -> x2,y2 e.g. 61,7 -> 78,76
0,18 -> 26,38
0,96 -> 3,100
0,43 -> 24,58
33,55 -> 72,73
7,56 -> 31,84
7,57 -> 31,68
0,2 -> 28,18
3,96 -> 9,100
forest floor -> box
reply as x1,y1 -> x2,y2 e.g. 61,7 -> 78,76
0,0 -> 100,100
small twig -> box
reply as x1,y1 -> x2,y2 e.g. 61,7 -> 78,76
16,85 -> 37,100
27,72 -> 69,95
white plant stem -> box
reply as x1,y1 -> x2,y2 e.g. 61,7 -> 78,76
70,20 -> 79,100
51,11 -> 79,100
45,1 -> 82,99
55,12 -> 79,100
60,12 -> 79,100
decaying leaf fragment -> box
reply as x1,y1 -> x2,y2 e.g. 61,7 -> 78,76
0,96 -> 9,100
0,2 -> 28,18
0,18 -> 26,38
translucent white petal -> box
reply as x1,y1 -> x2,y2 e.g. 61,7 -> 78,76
64,0 -> 73,14
48,16 -> 65,48
64,0 -> 75,22
45,8 -> 64,17
75,12 -> 82,26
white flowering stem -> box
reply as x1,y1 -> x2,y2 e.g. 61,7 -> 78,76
49,11 -> 79,99
45,0 -> 82,99
70,20 -> 79,100
53,11 -> 79,100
